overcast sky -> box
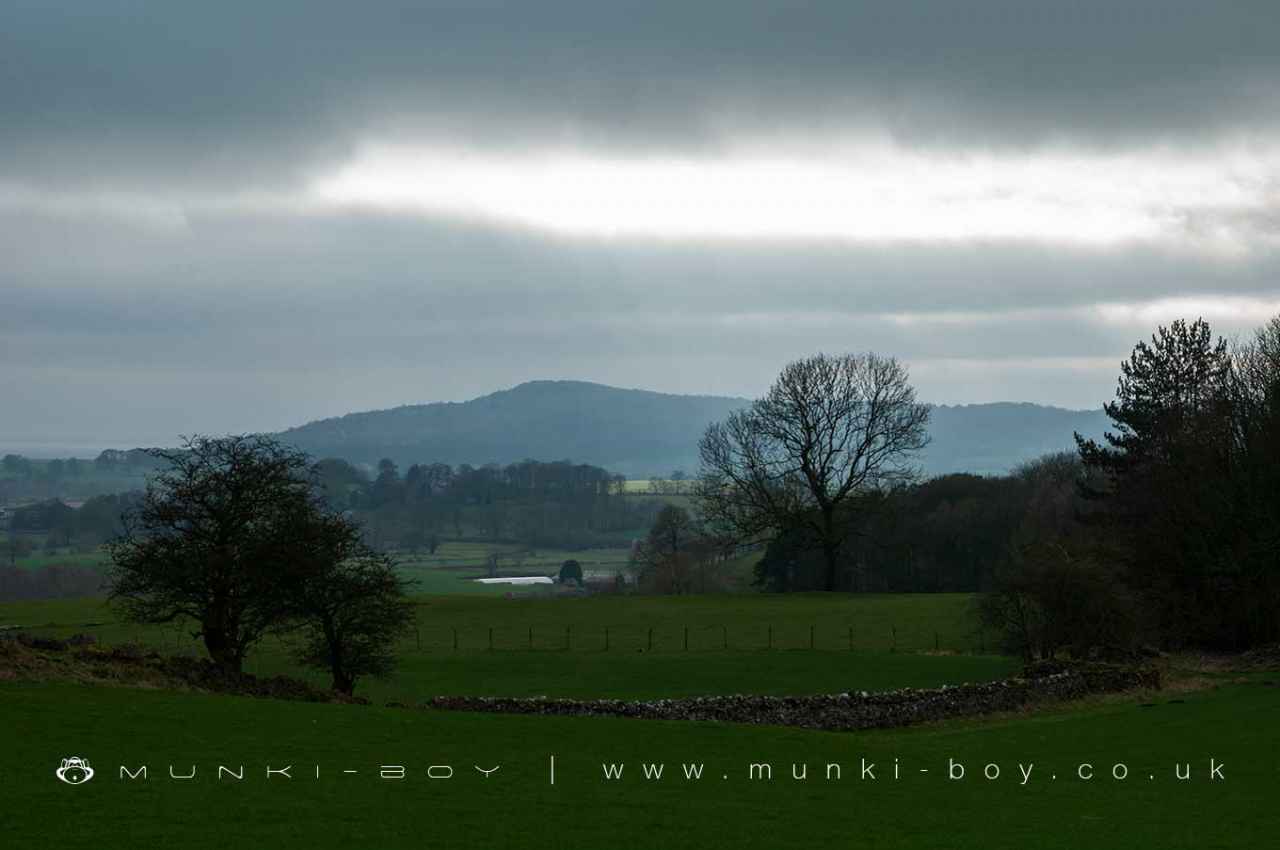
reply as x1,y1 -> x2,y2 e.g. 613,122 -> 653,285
3,1 -> 1279,447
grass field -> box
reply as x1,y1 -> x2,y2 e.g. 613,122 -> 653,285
4,676 -> 1276,849
5,548 -> 112,572
0,592 -> 1008,702
3,589 -> 1276,848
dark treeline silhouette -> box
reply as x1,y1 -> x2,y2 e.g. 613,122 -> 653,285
1066,317 -> 1280,652
0,449 -> 163,502
752,454 -> 1079,595
982,317 -> 1280,657
316,457 -> 666,550
736,319 -> 1280,657
7,492 -> 141,548
3,456 -> 664,570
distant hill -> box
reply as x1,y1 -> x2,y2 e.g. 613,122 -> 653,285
922,403 -> 1110,476
278,380 -> 1110,478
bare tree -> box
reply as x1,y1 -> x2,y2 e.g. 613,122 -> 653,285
695,352 -> 930,591
633,505 -> 704,594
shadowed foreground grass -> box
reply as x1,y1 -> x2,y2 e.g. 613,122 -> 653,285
3,678 -> 1277,849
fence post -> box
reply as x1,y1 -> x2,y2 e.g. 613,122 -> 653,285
767,625 -> 772,650
810,625 -> 815,650
488,627 -> 493,651
566,625 -> 571,651
605,626 -> 610,652
529,626 -> 533,650
683,626 -> 688,651
647,628 -> 653,651
979,627 -> 986,654
452,627 -> 458,651
415,626 -> 421,650
891,625 -> 897,653
722,625 -> 728,650
848,626 -> 853,650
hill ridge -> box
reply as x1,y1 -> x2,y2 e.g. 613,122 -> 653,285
278,380 -> 1109,477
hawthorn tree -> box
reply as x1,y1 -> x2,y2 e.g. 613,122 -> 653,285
108,435 -> 319,672
108,434 -> 416,690
286,508 -> 415,695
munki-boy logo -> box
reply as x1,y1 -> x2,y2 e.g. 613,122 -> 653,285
46,755 -> 1228,787
56,757 -> 95,785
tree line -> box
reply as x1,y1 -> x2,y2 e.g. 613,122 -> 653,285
6,492 -> 140,550
685,320 -> 1280,657
981,317 -> 1280,657
1,449 -> 160,502
6,456 -> 669,557
748,457 -> 1075,595
316,456 -> 667,550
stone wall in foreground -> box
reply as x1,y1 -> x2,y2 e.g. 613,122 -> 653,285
426,663 -> 1160,732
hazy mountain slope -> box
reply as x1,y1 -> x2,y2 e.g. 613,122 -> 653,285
279,381 -> 744,477
921,403 -> 1110,476
279,380 -> 1110,477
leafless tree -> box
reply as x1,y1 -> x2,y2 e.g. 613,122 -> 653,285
695,352 -> 930,591
1230,315 -> 1280,446
632,505 -> 701,594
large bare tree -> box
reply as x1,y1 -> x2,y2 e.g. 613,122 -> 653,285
696,352 -> 930,591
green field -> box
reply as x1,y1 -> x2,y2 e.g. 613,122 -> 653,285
4,677 -> 1276,849
0,592 -> 1007,702
4,548 -> 112,572
2,589 -> 1277,848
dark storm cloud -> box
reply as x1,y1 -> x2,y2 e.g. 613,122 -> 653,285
4,208 -> 1277,327
4,2 -> 1280,444
4,0 -> 1280,190
3,210 -> 1277,410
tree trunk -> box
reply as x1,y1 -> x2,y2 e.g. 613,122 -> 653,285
821,508 -> 839,591
331,669 -> 355,695
202,629 -> 243,673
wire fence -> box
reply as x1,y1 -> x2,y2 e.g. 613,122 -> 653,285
395,623 -> 992,654
16,619 -> 994,656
